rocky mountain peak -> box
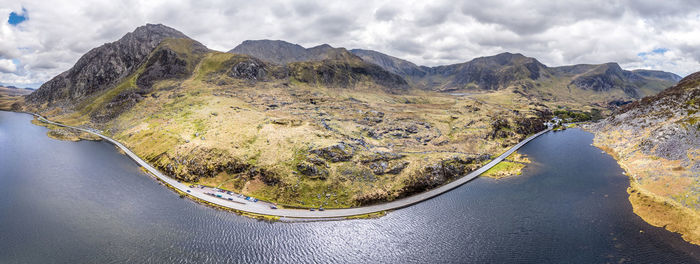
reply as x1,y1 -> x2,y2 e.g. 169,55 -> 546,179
27,24 -> 198,105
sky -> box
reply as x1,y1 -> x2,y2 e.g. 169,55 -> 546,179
1,0 -> 699,88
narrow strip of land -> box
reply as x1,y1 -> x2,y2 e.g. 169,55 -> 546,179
31,112 -> 550,218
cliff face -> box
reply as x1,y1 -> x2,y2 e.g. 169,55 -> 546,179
589,71 -> 700,244
26,24 -> 203,107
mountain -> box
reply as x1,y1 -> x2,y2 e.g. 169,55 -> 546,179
418,52 -> 549,91
231,41 -> 680,101
550,62 -> 680,98
0,86 -> 33,95
229,40 -> 408,90
230,40 -> 357,64
349,49 -> 681,100
27,24 -> 207,106
589,71 -> 699,244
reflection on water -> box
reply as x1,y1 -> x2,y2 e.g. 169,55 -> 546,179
1,111 -> 698,263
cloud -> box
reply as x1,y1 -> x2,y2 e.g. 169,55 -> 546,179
1,0 -> 700,88
0,59 -> 17,73
374,5 -> 399,21
460,0 -> 625,35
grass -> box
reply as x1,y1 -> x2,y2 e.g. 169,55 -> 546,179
481,161 -> 526,179
345,211 -> 387,219
628,181 -> 700,245
30,118 -> 101,141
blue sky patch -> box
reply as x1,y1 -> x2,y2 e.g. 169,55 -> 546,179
652,48 -> 668,54
638,48 -> 669,58
8,8 -> 28,26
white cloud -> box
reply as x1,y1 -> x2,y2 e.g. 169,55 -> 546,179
0,59 -> 16,73
0,0 -> 699,88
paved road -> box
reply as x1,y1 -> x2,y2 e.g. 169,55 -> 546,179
31,113 -> 550,218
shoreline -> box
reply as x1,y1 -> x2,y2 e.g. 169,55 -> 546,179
15,110 -> 551,219
592,141 -> 700,246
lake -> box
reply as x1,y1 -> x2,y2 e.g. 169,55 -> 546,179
1,110 -> 698,263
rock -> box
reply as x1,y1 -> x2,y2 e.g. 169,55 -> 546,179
224,57 -> 267,81
360,151 -> 405,163
310,142 -> 355,162
400,155 -> 489,195
272,118 -> 303,126
297,161 -> 329,179
386,161 -> 409,174
358,110 -> 385,126
369,161 -> 388,175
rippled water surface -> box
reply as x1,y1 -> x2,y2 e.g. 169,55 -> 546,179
1,111 -> 698,263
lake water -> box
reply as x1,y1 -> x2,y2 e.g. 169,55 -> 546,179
1,110 -> 698,263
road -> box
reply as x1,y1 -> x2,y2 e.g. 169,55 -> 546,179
31,113 -> 550,218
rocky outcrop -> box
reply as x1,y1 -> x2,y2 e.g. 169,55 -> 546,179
400,155 -> 489,196
136,42 -> 207,88
310,142 -> 355,162
514,117 -> 547,136
365,119 -> 439,144
220,56 -> 271,81
91,90 -> 145,122
155,146 -> 280,185
360,151 -> 409,175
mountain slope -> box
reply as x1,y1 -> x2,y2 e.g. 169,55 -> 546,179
590,71 -> 700,245
349,49 -> 426,80
26,24 -> 206,106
